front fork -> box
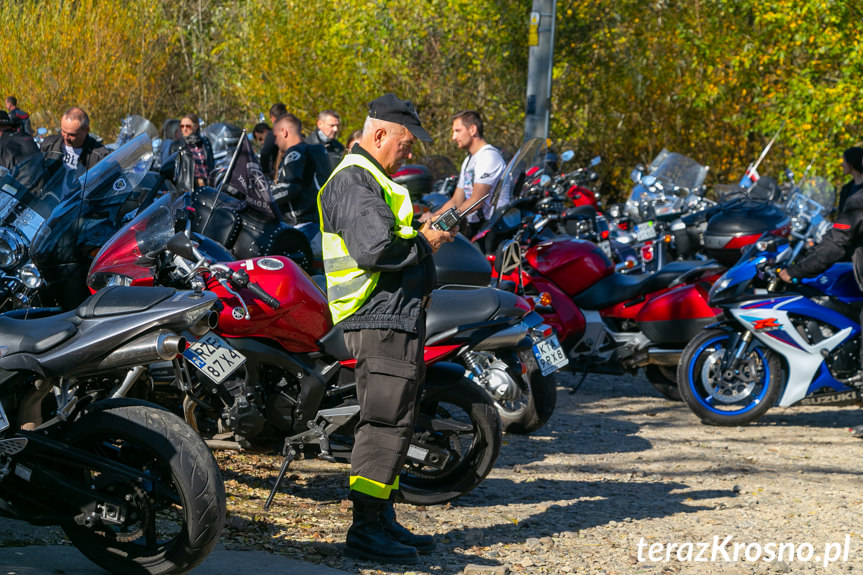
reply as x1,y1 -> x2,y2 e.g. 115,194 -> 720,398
720,329 -> 755,378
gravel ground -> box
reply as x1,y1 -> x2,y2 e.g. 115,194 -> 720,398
5,370 -> 863,574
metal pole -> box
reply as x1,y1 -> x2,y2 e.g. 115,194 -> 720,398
524,0 -> 556,141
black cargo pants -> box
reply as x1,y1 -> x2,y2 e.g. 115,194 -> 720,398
343,313 -> 426,499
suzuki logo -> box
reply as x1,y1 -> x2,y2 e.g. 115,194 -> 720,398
751,317 -> 781,330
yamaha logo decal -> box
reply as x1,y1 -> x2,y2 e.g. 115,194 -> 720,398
232,307 -> 246,320
112,178 -> 128,192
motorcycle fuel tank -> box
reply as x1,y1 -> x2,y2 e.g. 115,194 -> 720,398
214,256 -> 332,352
433,233 -> 492,287
526,237 -> 614,297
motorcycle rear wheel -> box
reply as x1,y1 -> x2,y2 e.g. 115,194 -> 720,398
61,399 -> 226,575
496,351 -> 558,434
398,378 -> 502,506
678,328 -> 783,426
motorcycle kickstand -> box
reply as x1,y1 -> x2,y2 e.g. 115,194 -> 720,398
263,443 -> 297,511
569,358 -> 594,395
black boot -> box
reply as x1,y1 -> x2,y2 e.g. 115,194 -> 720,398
381,492 -> 436,553
345,492 -> 419,563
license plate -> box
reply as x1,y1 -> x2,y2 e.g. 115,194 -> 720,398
533,335 -> 568,376
597,240 -> 613,259
183,333 -> 246,383
635,221 -> 657,241
0,399 -> 8,433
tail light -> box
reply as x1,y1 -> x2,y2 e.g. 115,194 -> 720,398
640,242 -> 654,262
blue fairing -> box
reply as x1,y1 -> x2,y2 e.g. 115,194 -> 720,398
800,262 -> 863,303
776,293 -> 860,335
807,362 -> 854,395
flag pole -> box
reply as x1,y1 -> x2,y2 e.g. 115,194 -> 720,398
200,129 -> 247,233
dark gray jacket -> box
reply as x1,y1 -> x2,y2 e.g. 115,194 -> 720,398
319,145 -> 435,332
305,129 -> 345,172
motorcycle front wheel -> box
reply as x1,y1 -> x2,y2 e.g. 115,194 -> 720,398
496,351 -> 557,434
398,378 -> 502,505
678,328 -> 783,426
61,399 -> 226,575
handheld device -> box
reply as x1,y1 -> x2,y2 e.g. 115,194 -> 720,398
431,193 -> 490,231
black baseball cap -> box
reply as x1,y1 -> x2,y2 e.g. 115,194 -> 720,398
367,93 -> 432,142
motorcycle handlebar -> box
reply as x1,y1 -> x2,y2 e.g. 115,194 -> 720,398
247,282 -> 280,310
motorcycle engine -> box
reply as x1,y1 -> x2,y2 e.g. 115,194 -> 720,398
220,372 -> 267,441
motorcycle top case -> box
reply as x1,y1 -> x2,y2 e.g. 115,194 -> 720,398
702,200 -> 789,266
392,164 -> 433,203
526,237 -> 614,297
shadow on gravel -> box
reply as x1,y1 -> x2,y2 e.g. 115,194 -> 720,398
418,478 -> 737,573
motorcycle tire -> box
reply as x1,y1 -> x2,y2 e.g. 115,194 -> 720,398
398,378 -> 502,506
644,365 -> 682,402
497,351 -> 558,434
677,328 -> 783,426
61,399 -> 226,575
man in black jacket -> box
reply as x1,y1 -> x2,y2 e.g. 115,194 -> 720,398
305,109 -> 345,171
318,94 -> 455,563
272,112 -> 331,256
39,107 -> 108,173
0,110 -> 38,170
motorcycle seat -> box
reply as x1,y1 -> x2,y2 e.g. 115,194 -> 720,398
572,260 -> 704,310
425,287 -> 521,339
76,286 -> 178,318
0,311 -> 78,354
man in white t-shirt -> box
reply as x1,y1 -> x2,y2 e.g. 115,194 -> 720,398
423,110 -> 506,236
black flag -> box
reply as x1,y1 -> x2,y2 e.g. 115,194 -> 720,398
224,136 -> 280,219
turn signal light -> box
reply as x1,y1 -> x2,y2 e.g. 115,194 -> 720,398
538,292 -> 553,307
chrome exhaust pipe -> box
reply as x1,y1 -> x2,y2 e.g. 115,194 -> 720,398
98,330 -> 187,371
187,310 -> 219,337
646,348 -> 682,366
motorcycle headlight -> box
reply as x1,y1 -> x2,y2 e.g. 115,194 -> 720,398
0,229 -> 25,270
18,263 -> 42,289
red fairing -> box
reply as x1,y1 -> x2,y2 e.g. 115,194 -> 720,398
567,185 -> 599,210
530,276 -> 584,341
526,238 -> 614,297
209,257 -> 332,352
636,282 -> 720,323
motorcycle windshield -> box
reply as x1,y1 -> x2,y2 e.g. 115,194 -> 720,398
80,132 -> 154,203
88,193 -> 177,284
627,150 -> 708,220
489,137 -> 547,209
649,150 -> 708,190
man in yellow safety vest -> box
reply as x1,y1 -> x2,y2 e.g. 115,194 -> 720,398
317,93 -> 456,563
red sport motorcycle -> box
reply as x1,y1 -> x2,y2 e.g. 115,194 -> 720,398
87,193 -> 560,505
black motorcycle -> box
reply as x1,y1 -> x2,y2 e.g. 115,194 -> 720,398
0,285 -> 225,574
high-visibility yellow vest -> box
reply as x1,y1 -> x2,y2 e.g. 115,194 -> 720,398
317,154 -> 417,323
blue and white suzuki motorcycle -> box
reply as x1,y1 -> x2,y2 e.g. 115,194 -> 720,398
676,177 -> 861,425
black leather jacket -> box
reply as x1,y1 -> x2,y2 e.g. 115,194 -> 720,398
273,142 -> 331,226
0,130 -> 39,170
319,145 -> 435,332
167,134 -> 215,177
787,191 -> 863,289
39,134 -> 109,172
